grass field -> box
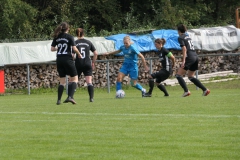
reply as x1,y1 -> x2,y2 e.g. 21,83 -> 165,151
0,80 -> 240,160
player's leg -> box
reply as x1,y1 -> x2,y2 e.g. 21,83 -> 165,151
148,77 -> 154,95
157,83 -> 169,96
116,72 -> 125,91
56,59 -> 66,105
64,59 -> 78,104
175,67 -> 190,97
188,71 -> 210,96
130,79 -> 145,92
129,65 -> 146,97
156,70 -> 170,96
85,76 -> 94,102
83,65 -> 94,102
146,70 -> 169,97
143,74 -> 154,97
57,77 -> 66,105
117,64 -> 128,91
65,76 -> 78,104
187,59 -> 210,96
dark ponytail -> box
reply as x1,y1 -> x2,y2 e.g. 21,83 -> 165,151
76,28 -> 84,37
52,22 -> 70,38
177,24 -> 187,33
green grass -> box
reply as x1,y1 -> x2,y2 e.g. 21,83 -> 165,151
0,80 -> 240,160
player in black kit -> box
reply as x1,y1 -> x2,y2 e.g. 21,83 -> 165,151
143,38 -> 175,97
74,28 -> 98,102
51,22 -> 82,105
175,24 -> 210,97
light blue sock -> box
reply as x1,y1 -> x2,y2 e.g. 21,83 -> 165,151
134,83 -> 143,91
116,82 -> 122,91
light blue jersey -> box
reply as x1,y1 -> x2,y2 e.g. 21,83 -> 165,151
119,45 -> 140,63
118,45 -> 140,80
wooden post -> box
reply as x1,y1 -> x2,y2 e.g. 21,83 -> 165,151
236,7 -> 240,28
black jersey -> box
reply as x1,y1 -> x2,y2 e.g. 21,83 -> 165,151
51,33 -> 76,57
178,34 -> 197,58
158,47 -> 172,72
75,39 -> 96,66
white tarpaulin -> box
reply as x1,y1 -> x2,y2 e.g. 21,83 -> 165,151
0,37 -> 115,65
188,25 -> 240,51
0,41 -> 55,65
0,25 -> 239,65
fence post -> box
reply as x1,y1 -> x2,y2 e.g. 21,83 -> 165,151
27,64 -> 30,95
107,61 -> 110,93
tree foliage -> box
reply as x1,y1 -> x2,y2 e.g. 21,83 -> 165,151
0,0 -> 240,40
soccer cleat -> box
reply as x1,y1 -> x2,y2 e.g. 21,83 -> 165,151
202,89 -> 210,96
90,98 -> 94,102
141,88 -> 146,97
143,92 -> 152,97
56,100 -> 61,105
182,91 -> 191,97
63,97 -> 69,103
63,97 -> 76,104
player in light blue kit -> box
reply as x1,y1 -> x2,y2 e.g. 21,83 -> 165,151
104,36 -> 149,97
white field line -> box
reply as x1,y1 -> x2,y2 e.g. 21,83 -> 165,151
0,111 -> 239,118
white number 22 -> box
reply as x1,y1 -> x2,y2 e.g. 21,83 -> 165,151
57,43 -> 68,54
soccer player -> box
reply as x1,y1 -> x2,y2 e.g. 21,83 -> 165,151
143,38 -> 175,97
176,24 -> 210,97
74,28 -> 98,102
104,35 -> 149,97
51,22 -> 82,105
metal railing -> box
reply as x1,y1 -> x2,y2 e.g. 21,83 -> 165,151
4,52 -> 240,95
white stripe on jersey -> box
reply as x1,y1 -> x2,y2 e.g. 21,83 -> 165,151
166,55 -> 169,71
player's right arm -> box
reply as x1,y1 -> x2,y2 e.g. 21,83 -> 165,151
104,50 -> 121,55
72,46 -> 82,59
51,46 -> 57,52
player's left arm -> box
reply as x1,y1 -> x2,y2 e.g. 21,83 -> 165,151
167,52 -> 176,68
138,53 -> 149,72
92,50 -> 98,70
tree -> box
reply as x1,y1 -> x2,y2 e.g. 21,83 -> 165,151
0,0 -> 37,40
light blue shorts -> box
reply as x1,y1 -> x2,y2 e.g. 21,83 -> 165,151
119,62 -> 138,80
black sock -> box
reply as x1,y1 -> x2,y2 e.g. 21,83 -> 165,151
157,84 -> 169,96
67,82 -> 72,98
69,82 -> 77,98
57,85 -> 64,100
88,84 -> 94,99
148,79 -> 154,94
189,77 -> 206,91
176,76 -> 188,92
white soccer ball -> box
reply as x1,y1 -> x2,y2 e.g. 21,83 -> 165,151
116,89 -> 125,98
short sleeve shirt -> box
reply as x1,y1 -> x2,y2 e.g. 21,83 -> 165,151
51,33 -> 76,57
158,47 -> 172,69
178,33 -> 197,58
75,39 -> 96,66
119,45 -> 140,63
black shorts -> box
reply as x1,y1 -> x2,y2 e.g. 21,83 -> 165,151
184,56 -> 198,71
151,69 -> 170,83
75,63 -> 92,77
57,57 -> 78,78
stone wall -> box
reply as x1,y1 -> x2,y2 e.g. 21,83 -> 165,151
2,49 -> 240,89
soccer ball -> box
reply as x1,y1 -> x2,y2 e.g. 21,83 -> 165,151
116,89 -> 125,98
